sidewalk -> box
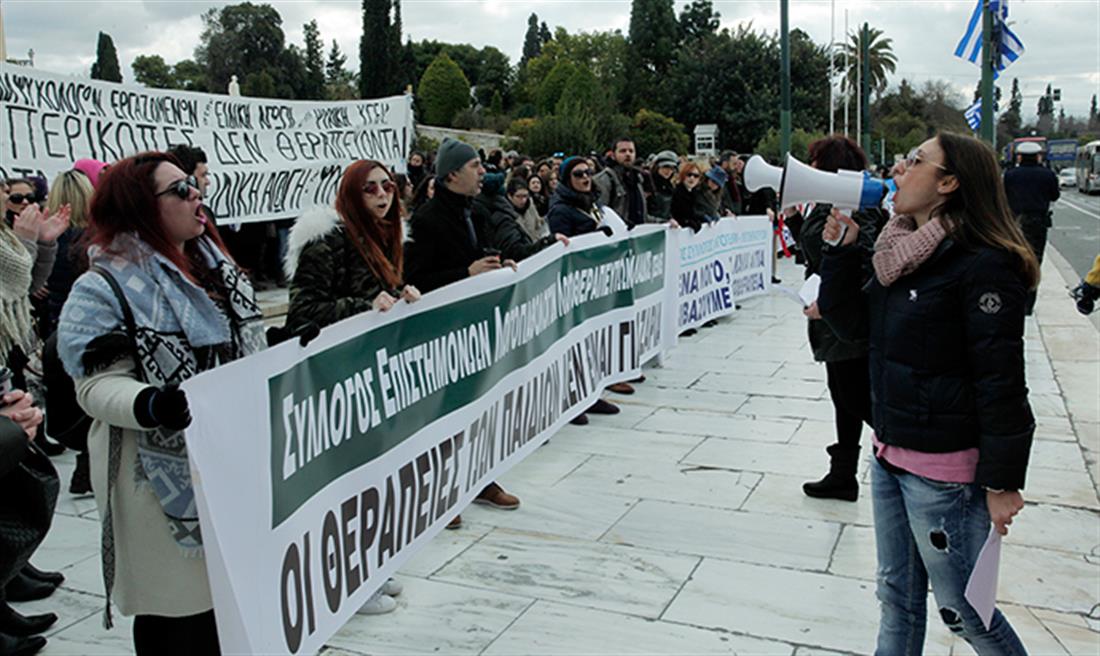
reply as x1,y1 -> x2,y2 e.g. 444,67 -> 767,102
20,255 -> 1099,655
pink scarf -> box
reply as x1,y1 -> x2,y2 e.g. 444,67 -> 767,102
872,215 -> 948,287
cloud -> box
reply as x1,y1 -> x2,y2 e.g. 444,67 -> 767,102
3,0 -> 1096,117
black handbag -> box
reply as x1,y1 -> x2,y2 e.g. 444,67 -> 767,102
0,435 -> 59,588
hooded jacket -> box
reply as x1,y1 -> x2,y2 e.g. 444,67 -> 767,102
545,184 -> 604,237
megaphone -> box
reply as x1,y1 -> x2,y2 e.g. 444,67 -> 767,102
743,154 -> 891,211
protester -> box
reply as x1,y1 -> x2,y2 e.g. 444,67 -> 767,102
403,138 -> 522,526
284,159 -> 416,615
593,137 -> 647,226
0,385 -> 54,656
670,161 -> 707,232
701,167 -> 728,223
1003,141 -> 1059,315
794,136 -> 884,502
407,151 -> 427,190
717,150 -> 742,215
503,177 -> 553,246
648,151 -> 678,222
57,152 -> 267,655
408,176 -> 436,215
38,169 -> 96,339
818,132 -> 1037,654
527,174 -> 549,217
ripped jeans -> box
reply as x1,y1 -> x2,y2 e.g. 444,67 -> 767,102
871,457 -> 1028,655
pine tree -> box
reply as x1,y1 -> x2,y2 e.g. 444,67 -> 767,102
522,13 -> 542,66
326,40 -> 347,85
626,0 -> 679,111
1037,83 -> 1055,135
1089,94 -> 1099,131
679,0 -> 720,42
301,20 -> 326,99
360,0 -> 392,98
91,32 -> 123,83
390,0 -> 408,91
539,22 -> 553,44
417,52 -> 471,126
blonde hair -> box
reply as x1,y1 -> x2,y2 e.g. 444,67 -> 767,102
47,170 -> 94,229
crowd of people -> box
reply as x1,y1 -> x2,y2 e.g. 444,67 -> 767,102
0,126 -> 1094,655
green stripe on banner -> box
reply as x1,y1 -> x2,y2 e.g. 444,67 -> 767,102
267,231 -> 665,526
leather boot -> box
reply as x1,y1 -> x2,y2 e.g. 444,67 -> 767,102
21,563 -> 63,586
802,444 -> 860,502
0,632 -> 46,656
69,451 -> 92,495
3,572 -> 56,602
0,603 -> 57,637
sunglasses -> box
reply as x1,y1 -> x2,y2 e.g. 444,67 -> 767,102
155,176 -> 200,199
363,180 -> 396,196
571,169 -> 592,179
7,193 -> 36,204
685,172 -> 701,179
904,149 -> 949,173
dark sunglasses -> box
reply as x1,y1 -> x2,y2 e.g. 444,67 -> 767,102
571,169 -> 592,179
363,180 -> 396,196
7,193 -> 36,204
155,176 -> 200,199
685,172 -> 701,179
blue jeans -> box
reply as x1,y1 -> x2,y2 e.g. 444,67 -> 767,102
871,457 -> 1028,655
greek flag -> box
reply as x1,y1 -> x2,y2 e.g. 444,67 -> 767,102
954,0 -> 1025,75
965,98 -> 982,131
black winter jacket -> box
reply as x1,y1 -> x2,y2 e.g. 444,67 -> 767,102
818,238 -> 1034,490
473,192 -> 557,263
546,185 -> 602,237
670,184 -> 715,232
405,183 -> 483,293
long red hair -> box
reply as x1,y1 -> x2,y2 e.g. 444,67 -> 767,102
87,152 -> 230,282
334,160 -> 403,289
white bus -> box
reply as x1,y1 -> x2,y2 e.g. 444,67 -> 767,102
1076,140 -> 1100,194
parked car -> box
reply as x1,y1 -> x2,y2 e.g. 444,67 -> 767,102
1058,168 -> 1077,188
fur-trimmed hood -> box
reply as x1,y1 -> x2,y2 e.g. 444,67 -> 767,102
284,205 -> 342,280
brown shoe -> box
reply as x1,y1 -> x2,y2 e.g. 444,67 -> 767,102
474,482 -> 520,510
607,382 -> 635,395
570,413 -> 589,426
587,399 -> 620,415
629,375 -> 646,384
446,514 -> 462,530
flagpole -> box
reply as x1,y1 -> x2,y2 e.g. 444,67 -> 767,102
844,9 -> 849,137
855,24 -> 862,141
829,0 -> 835,134
980,0 -> 995,143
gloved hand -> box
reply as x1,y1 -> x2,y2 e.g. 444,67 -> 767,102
1071,281 -> 1099,316
134,384 -> 192,430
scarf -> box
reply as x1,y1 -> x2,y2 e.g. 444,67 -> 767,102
872,215 -> 948,286
0,227 -> 35,367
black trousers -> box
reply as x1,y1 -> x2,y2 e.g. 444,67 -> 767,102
1018,214 -> 1048,315
824,356 -> 873,452
132,610 -> 220,656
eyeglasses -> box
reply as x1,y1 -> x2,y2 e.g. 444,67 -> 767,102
155,176 -> 200,199
363,180 -> 396,196
7,193 -> 36,204
905,149 -> 949,173
571,169 -> 592,179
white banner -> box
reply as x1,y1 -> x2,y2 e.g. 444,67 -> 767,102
0,66 -> 413,224
670,216 -> 774,331
182,226 -> 669,655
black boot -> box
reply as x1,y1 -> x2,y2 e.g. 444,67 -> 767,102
32,432 -> 64,457
0,603 -> 57,637
0,632 -> 46,656
803,444 -> 860,502
69,451 -> 92,495
3,573 -> 56,602
21,563 -> 63,586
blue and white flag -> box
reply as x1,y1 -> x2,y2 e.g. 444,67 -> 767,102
954,0 -> 1024,76
965,98 -> 982,131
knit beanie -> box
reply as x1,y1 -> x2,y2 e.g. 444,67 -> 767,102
482,172 -> 505,195
435,137 -> 478,179
73,159 -> 109,189
654,150 -> 678,169
559,156 -> 590,189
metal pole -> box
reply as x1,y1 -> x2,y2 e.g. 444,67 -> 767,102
829,0 -> 835,134
861,23 -> 872,156
843,10 -> 849,137
980,1 -> 995,144
780,0 -> 792,158
855,26 -> 862,141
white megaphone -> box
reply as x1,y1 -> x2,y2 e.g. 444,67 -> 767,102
743,154 -> 891,211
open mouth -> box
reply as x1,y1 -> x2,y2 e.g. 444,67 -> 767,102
194,205 -> 207,225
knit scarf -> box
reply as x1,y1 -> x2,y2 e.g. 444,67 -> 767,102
0,227 -> 34,367
872,215 -> 948,287
59,232 -> 266,551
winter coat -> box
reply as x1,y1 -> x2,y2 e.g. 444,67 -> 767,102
284,206 -> 389,334
404,183 -> 483,294
546,185 -> 603,237
40,226 -> 85,338
670,184 -> 709,232
473,192 -> 557,263
799,204 -> 884,362
516,201 -> 550,243
1003,163 -> 1059,224
593,163 -> 648,225
649,175 -> 675,221
818,238 -> 1034,490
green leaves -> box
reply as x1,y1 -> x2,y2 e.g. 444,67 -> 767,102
417,53 -> 471,127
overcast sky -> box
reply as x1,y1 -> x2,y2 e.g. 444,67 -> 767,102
3,0 -> 1098,118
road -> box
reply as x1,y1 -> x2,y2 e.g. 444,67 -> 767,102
1049,188 -> 1100,280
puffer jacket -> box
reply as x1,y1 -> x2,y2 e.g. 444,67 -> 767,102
818,237 -> 1035,490
546,185 -> 603,237
473,192 -> 557,263
284,206 -> 387,333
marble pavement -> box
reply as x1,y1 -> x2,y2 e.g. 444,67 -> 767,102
19,255 -> 1099,655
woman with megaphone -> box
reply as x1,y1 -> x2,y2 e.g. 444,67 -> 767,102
817,133 -> 1037,654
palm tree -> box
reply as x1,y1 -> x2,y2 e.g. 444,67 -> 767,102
840,26 -> 897,99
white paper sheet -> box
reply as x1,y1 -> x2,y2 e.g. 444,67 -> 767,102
964,527 -> 1003,630
799,274 -> 821,306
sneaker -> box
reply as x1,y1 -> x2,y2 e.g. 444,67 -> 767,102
569,413 -> 589,426
474,482 -> 520,510
587,399 -> 620,415
356,590 -> 397,615
606,382 -> 634,395
445,514 -> 462,530
381,578 -> 403,597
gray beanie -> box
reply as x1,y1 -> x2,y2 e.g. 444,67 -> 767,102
435,137 -> 479,179
654,150 -> 679,169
